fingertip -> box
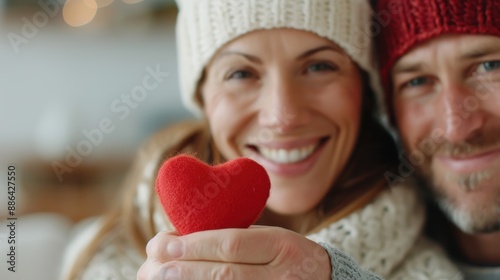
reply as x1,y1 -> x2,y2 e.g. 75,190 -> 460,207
160,265 -> 180,280
146,238 -> 155,256
166,238 -> 184,258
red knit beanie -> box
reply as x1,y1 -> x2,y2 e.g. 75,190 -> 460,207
376,0 -> 500,117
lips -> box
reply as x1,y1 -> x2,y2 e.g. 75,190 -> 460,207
436,147 -> 500,173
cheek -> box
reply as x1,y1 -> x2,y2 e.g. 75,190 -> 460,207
204,94 -> 250,157
483,92 -> 500,118
321,86 -> 363,127
395,100 -> 434,149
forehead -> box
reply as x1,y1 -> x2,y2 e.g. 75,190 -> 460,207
392,34 -> 500,73
216,28 -> 340,54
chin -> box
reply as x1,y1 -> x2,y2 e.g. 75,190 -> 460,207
265,189 -> 320,216
269,170 -> 331,209
432,176 -> 500,234
421,159 -> 500,231
437,195 -> 500,234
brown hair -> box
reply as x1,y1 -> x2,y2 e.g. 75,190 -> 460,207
309,70 -> 398,230
66,70 -> 398,279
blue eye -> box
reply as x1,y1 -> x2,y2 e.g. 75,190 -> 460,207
228,70 -> 254,80
406,77 -> 428,87
307,62 -> 337,73
482,61 -> 500,72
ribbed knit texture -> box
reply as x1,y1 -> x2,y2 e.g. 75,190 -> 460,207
176,0 -> 382,116
377,0 -> 500,114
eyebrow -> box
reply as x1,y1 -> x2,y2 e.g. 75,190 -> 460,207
216,51 -> 263,64
297,45 -> 345,59
393,43 -> 500,74
460,44 -> 500,60
215,45 -> 345,64
392,62 -> 424,75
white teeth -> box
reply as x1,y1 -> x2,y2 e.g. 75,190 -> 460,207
259,144 -> 318,164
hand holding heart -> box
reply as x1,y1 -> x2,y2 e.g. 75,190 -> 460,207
137,155 -> 331,279
137,227 -> 332,280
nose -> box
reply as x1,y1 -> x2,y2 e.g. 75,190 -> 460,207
439,84 -> 485,143
258,74 -> 311,133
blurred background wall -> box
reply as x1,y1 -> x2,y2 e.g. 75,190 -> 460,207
0,1 -> 191,278
1,0 -> 190,163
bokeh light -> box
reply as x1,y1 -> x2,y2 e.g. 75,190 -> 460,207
63,0 -> 98,27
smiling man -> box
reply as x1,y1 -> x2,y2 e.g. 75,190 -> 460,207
376,0 -> 500,279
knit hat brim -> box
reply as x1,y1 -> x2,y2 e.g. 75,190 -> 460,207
176,0 -> 384,117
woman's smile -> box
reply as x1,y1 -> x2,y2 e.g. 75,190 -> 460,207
244,136 -> 331,176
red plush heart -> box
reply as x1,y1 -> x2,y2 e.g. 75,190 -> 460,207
156,155 -> 271,235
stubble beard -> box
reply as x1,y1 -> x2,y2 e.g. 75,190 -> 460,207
408,127 -> 500,234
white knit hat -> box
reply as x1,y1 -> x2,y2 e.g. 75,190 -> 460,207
175,0 -> 382,117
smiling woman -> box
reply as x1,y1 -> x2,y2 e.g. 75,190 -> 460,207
201,29 -> 365,217
63,0 -> 461,279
